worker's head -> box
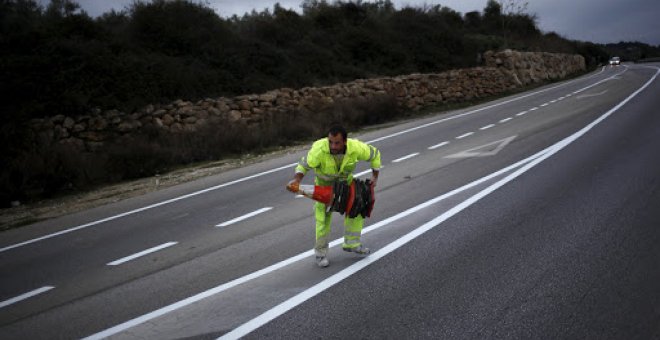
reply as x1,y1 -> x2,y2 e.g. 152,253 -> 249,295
328,124 -> 347,155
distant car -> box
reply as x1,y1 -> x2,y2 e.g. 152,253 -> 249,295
609,56 -> 621,66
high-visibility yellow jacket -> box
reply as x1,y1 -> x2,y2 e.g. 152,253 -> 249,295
296,138 -> 381,185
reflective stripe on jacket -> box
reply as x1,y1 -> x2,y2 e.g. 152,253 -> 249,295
296,138 -> 381,185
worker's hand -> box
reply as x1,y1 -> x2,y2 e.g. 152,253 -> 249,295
286,179 -> 301,193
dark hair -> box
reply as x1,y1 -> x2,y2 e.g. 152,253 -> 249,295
328,124 -> 347,140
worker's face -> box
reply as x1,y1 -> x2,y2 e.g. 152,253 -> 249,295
328,133 -> 346,154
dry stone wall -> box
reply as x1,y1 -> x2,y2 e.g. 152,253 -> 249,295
30,50 -> 585,151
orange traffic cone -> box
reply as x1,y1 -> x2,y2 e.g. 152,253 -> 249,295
286,181 -> 334,205
287,179 -> 375,218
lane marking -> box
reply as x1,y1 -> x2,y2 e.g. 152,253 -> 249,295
516,111 -> 528,116
540,103 -> 549,107
558,96 -> 565,100
0,286 -> 54,309
216,207 -> 273,228
577,90 -> 609,99
392,153 -> 420,163
2,68 -> 625,254
445,135 -> 517,159
550,99 -> 557,103
84,146 -> 555,340
107,242 -> 178,266
219,66 -> 660,340
428,141 -> 449,150
499,117 -> 513,123
479,124 -> 495,130
456,132 -> 474,139
530,107 -> 538,111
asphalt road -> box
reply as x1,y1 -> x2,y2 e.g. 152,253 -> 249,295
1,63 -> 659,339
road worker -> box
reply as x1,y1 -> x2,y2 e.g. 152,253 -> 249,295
288,124 -> 381,267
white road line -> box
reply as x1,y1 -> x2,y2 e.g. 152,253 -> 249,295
216,207 -> 273,228
354,169 -> 372,177
428,141 -> 449,150
530,107 -> 538,111
479,124 -> 495,130
392,153 -> 420,163
541,103 -> 549,107
516,111 -> 528,116
295,195 -> 304,199
107,242 -> 178,266
456,132 -> 474,139
84,146 -> 554,340
499,117 -> 513,123
219,66 -> 660,340
2,68 -> 625,254
0,286 -> 54,309
558,96 -> 565,100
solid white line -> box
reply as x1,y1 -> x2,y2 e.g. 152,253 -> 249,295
219,66 -> 660,340
456,132 -> 474,139
216,207 -> 273,227
428,141 -> 449,150
479,124 -> 495,130
107,242 -> 178,266
392,153 -> 420,163
516,111 -> 528,116
84,146 -> 554,340
2,68 -> 624,254
0,286 -> 55,309
529,107 -> 538,111
499,117 -> 513,123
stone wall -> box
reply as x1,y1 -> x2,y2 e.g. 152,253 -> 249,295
29,50 -> 585,151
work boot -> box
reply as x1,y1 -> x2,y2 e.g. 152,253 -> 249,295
342,245 -> 371,255
316,256 -> 329,268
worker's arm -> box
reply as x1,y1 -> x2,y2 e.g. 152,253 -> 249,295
353,140 -> 381,186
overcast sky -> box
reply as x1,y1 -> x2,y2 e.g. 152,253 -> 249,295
38,0 -> 660,45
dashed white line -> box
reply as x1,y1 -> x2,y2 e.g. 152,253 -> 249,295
392,153 -> 420,163
540,103 -> 549,107
456,132 -> 474,139
479,124 -> 495,130
550,99 -> 557,103
530,107 -> 538,111
107,242 -> 178,266
516,111 -> 528,116
354,169 -> 372,177
216,207 -> 273,227
428,141 -> 450,150
558,96 -> 565,100
0,286 -> 55,309
499,117 -> 513,123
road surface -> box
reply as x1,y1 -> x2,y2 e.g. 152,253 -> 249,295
1,63 -> 659,339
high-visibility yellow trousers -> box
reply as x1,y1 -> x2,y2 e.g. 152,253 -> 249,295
314,201 -> 364,257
